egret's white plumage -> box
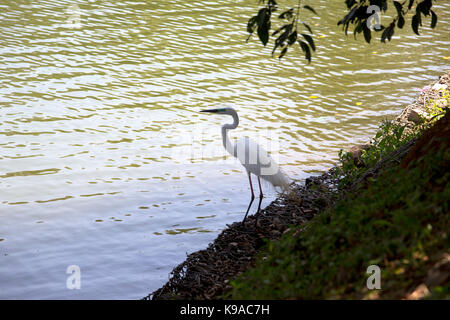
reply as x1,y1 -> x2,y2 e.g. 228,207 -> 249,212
233,137 -> 291,192
201,107 -> 292,223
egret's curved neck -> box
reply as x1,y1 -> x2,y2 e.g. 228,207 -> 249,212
221,111 -> 239,155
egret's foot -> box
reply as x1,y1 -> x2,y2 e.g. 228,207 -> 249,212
254,194 -> 263,227
242,195 -> 255,226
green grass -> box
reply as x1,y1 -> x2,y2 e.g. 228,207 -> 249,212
227,128 -> 449,299
335,120 -> 418,188
425,88 -> 449,122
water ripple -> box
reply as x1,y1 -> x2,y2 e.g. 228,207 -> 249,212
0,0 -> 449,299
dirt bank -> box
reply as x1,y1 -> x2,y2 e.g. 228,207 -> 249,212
146,169 -> 340,299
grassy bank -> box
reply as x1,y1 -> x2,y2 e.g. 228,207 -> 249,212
227,105 -> 449,299
147,74 -> 449,300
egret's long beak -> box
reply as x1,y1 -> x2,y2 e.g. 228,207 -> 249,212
200,108 -> 220,113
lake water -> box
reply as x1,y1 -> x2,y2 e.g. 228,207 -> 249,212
0,0 -> 449,299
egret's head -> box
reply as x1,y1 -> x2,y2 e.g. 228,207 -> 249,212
200,107 -> 235,115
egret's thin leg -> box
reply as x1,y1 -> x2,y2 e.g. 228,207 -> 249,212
255,176 -> 264,225
242,173 -> 255,223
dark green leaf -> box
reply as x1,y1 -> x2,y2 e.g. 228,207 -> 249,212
354,20 -> 364,39
268,0 -> 278,11
272,24 -> 290,37
302,22 -> 313,34
345,22 -> 350,36
288,30 -> 297,45
338,6 -> 358,26
301,33 -> 315,51
277,24 -> 292,44
257,8 -> 268,27
397,15 -> 405,29
256,8 -> 271,46
303,5 -> 318,15
298,40 -> 311,62
412,13 -> 420,35
387,23 -> 395,41
430,9 -> 437,29
272,24 -> 292,56
247,16 -> 258,35
396,126 -> 405,140
279,47 -> 288,59
417,0 -> 432,17
381,23 -> 395,42
257,21 -> 271,46
363,24 -> 371,43
279,8 -> 294,20
393,1 -> 403,15
345,0 -> 357,9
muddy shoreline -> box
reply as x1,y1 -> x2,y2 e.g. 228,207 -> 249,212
146,168 -> 340,300
145,71 -> 449,300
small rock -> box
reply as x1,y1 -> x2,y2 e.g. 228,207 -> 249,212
425,253 -> 450,287
347,144 -> 371,167
407,108 -> 428,124
272,217 -> 283,230
305,178 -> 312,186
271,230 -> 281,237
406,283 -> 430,300
432,83 -> 447,92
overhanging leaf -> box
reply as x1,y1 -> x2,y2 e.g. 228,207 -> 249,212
354,21 -> 364,39
279,47 -> 288,59
393,1 -> 403,16
247,16 -> 258,37
412,13 -> 420,35
430,9 -> 438,29
303,5 -> 318,15
256,8 -> 271,46
363,24 -> 371,43
338,6 -> 358,26
298,40 -> 311,62
288,30 -> 298,45
279,8 -> 294,20
381,23 -> 395,42
257,20 -> 271,46
397,14 -> 405,29
302,22 -> 313,34
301,33 -> 315,51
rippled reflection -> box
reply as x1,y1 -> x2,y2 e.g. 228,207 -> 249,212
0,0 -> 449,299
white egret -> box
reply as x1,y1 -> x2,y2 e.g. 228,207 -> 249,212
200,107 -> 293,223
